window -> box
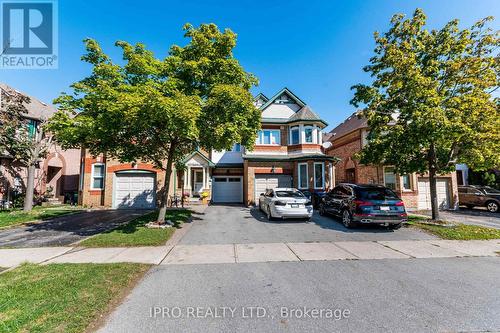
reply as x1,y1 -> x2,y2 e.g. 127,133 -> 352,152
304,126 -> 313,143
402,174 -> 411,190
383,167 -> 396,190
355,187 -> 399,200
346,168 -> 356,183
232,143 -> 241,152
314,162 -> 324,189
27,120 -> 38,139
91,164 -> 105,189
298,163 -> 308,189
256,130 -> 280,145
275,190 -> 305,198
290,127 -> 299,145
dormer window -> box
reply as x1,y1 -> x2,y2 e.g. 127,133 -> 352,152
275,93 -> 292,104
290,126 -> 300,145
231,143 -> 241,152
304,126 -> 313,143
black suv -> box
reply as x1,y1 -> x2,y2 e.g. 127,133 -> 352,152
319,184 -> 408,229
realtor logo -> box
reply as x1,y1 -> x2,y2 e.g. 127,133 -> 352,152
1,0 -> 58,69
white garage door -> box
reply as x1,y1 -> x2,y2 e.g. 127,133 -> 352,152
114,172 -> 156,209
254,174 -> 293,204
417,178 -> 450,210
212,176 -> 243,203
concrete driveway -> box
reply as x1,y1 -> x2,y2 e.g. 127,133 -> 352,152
181,205 -> 435,245
418,208 -> 500,229
0,210 -> 145,248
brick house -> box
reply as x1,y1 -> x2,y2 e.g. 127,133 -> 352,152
324,111 -> 458,211
78,87 -> 336,208
0,83 -> 80,207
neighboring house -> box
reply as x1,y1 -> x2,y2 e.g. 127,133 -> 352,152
0,83 -> 80,207
79,87 -> 336,208
325,111 -> 458,211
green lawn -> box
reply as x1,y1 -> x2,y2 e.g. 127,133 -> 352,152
0,205 -> 82,229
79,209 -> 191,247
0,263 -> 149,333
410,222 -> 500,240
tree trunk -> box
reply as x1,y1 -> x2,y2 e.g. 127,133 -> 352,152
157,144 -> 176,224
23,163 -> 35,211
428,144 -> 440,220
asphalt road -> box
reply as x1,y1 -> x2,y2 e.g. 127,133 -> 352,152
181,205 -> 435,244
99,257 -> 500,333
0,210 -> 145,248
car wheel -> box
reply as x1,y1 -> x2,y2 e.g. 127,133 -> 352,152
266,206 -> 274,221
388,223 -> 402,230
319,203 -> 326,216
342,210 -> 354,228
486,201 -> 499,213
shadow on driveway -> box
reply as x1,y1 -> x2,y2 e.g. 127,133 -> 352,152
0,210 -> 147,248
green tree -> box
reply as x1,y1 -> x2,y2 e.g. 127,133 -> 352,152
351,9 -> 499,219
48,23 -> 260,223
1,86 -> 52,211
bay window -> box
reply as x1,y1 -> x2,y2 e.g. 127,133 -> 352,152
314,162 -> 324,189
304,126 -> 313,143
298,163 -> 308,189
290,126 -> 300,145
256,130 -> 280,145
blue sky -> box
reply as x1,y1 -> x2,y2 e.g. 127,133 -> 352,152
1,0 -> 499,131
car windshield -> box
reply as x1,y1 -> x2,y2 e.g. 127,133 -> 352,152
356,188 -> 399,200
483,187 -> 500,194
275,191 -> 305,198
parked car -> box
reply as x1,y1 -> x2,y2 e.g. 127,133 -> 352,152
300,190 -> 328,209
259,188 -> 313,220
318,184 -> 407,229
458,185 -> 499,213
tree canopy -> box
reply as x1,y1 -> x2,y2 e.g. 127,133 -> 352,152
48,23 -> 261,222
351,9 -> 499,219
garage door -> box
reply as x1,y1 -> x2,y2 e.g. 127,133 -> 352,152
254,174 -> 292,204
114,172 -> 156,209
417,178 -> 450,210
212,176 -> 243,203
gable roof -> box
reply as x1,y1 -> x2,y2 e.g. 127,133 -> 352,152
180,150 -> 215,167
0,82 -> 57,121
254,93 -> 269,103
258,87 -> 306,111
327,111 -> 368,141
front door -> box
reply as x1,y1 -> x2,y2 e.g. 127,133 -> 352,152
194,170 -> 204,194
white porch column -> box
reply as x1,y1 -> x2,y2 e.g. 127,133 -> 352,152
183,169 -> 188,189
187,166 -> 192,191
202,166 -> 207,190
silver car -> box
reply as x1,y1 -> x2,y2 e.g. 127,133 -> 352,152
259,188 -> 313,220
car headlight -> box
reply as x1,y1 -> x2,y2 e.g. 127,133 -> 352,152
305,200 -> 312,206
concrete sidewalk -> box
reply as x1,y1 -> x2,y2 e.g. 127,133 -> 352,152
1,239 -> 498,268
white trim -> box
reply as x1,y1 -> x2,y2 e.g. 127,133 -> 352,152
313,162 -> 325,189
329,162 -> 334,189
90,163 -> 105,190
298,162 -> 308,189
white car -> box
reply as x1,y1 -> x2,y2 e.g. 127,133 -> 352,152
259,188 -> 313,220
